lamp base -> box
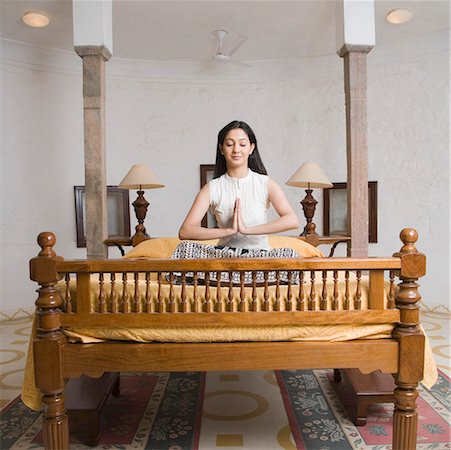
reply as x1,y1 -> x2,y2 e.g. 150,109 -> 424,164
300,231 -> 319,237
131,231 -> 149,247
300,224 -> 318,237
131,191 -> 150,246
300,189 -> 319,237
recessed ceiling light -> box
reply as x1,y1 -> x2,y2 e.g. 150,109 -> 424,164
386,8 -> 413,24
22,11 -> 50,28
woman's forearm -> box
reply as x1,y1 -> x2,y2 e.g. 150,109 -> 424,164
241,213 -> 300,236
178,225 -> 237,241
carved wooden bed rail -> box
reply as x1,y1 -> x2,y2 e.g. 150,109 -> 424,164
58,259 -> 399,312
29,228 -> 426,450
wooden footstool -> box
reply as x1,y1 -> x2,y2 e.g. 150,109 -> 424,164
65,372 -> 120,446
332,369 -> 396,426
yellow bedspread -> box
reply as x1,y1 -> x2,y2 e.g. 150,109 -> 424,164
21,315 -> 437,411
64,323 -> 395,344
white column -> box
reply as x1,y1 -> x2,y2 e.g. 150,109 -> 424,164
73,0 -> 113,259
336,0 -> 375,257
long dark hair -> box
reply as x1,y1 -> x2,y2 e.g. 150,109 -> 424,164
213,120 -> 268,178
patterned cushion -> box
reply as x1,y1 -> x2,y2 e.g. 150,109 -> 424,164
170,240 -> 301,284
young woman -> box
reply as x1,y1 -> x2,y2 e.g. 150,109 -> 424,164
178,120 -> 300,251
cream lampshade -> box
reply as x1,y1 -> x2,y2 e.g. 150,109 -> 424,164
119,164 -> 164,245
286,162 -> 333,236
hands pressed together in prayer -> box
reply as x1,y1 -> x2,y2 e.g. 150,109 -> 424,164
231,198 -> 248,235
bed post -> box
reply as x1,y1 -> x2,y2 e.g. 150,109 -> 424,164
30,232 -> 69,450
392,228 -> 426,450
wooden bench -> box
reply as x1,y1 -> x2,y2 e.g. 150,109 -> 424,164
65,372 -> 120,446
332,369 -> 396,426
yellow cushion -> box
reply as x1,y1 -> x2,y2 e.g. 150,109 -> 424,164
123,237 -> 219,259
123,237 -> 180,258
123,236 -> 322,258
268,236 -> 324,257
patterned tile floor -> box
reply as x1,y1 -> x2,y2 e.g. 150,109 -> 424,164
1,316 -> 33,410
1,307 -> 449,449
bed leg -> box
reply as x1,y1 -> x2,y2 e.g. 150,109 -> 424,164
34,329 -> 70,450
41,392 -> 69,450
30,232 -> 69,450
391,228 -> 426,450
392,382 -> 419,450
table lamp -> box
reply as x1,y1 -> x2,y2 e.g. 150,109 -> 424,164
286,162 -> 333,236
119,164 -> 164,245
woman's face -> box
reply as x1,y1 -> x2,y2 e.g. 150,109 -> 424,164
221,128 -> 255,170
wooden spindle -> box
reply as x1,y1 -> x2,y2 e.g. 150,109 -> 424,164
157,272 -> 163,313
168,272 -> 176,313
133,273 -> 140,313
145,272 -> 152,313
205,272 -> 211,312
239,272 -> 246,312
216,271 -> 223,312
121,273 -> 129,313
388,270 -> 396,309
227,272 -> 234,312
321,270 -> 328,310
193,272 -> 199,312
332,270 -> 339,310
263,271 -> 269,311
251,272 -> 257,312
297,271 -> 305,311
64,273 -> 72,313
309,271 -> 316,311
98,273 -> 106,313
344,270 -> 350,310
286,271 -> 293,311
355,270 -> 362,310
274,271 -> 281,311
181,272 -> 188,312
110,273 -> 117,313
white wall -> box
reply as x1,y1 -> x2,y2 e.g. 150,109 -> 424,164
0,32 -> 448,317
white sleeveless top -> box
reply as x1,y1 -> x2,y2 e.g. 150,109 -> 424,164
209,170 -> 271,250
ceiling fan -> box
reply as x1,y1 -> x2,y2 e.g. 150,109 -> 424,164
211,29 -> 250,67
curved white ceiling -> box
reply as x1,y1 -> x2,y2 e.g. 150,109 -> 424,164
1,0 -> 449,63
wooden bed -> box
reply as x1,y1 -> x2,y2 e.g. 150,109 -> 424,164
30,227 -> 427,450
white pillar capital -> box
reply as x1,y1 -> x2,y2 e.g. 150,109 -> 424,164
335,0 -> 375,54
74,45 -> 112,61
73,0 -> 113,55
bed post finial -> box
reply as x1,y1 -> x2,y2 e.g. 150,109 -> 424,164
398,228 -> 418,254
392,228 -> 426,450
37,231 -> 57,257
394,228 -> 426,280
30,232 -> 69,450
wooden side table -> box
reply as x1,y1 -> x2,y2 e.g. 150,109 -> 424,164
104,237 -> 132,256
299,235 -> 351,256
